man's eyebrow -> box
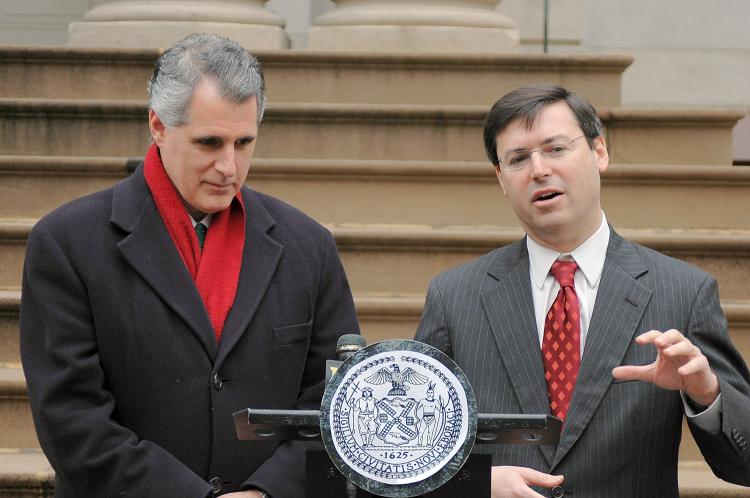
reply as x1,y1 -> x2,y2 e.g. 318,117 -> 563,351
503,134 -> 570,153
191,135 -> 221,143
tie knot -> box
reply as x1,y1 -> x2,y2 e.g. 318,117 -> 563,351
550,260 -> 578,288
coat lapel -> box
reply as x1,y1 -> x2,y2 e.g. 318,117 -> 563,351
111,166 -> 218,360
215,189 -> 283,367
480,240 -> 557,466
551,231 -> 652,467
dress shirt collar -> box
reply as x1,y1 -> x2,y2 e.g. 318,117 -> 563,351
527,212 -> 610,291
189,213 -> 213,229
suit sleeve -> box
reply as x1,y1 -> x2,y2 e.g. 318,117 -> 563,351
414,277 -> 453,357
20,221 -> 214,498
686,275 -> 750,484
241,228 -> 359,497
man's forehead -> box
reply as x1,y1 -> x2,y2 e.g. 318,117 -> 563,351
497,102 -> 580,146
183,80 -> 258,127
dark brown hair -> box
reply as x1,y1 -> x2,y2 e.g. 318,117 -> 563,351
483,85 -> 603,166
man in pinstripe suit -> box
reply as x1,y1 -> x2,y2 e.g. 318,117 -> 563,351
414,85 -> 750,497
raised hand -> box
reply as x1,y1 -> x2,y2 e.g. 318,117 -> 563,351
612,329 -> 720,406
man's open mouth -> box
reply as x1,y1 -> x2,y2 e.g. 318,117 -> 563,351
533,190 -> 563,202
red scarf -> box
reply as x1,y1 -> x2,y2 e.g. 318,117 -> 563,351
143,144 -> 245,341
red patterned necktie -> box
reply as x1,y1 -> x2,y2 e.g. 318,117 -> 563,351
542,260 -> 581,421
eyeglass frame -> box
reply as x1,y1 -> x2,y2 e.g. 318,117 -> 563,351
497,134 -> 588,171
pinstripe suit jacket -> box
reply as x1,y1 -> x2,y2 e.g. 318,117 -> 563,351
415,230 -> 750,497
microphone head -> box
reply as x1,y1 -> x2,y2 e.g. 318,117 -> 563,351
336,333 -> 367,356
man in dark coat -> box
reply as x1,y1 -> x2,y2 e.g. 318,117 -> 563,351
20,33 -> 359,498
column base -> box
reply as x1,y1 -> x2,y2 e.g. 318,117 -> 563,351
308,24 -> 519,53
68,20 -> 289,49
67,1 -> 289,50
308,3 -> 519,53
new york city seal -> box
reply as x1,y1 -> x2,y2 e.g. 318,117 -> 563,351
321,340 -> 477,497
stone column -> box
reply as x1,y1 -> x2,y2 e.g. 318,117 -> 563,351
308,0 -> 519,53
68,0 -> 289,49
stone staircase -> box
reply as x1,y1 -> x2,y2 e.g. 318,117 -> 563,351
1,47 -> 749,497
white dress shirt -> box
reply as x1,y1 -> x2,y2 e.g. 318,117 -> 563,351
189,213 -> 213,228
527,214 -> 609,351
525,212 -> 721,431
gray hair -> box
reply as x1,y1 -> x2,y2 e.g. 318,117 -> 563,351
147,33 -> 266,128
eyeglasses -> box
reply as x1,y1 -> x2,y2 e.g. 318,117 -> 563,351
499,135 -> 586,171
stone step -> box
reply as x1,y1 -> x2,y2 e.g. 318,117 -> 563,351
2,221 -> 750,299
0,156 -> 133,220
0,449 -> 53,498
2,156 -> 750,229
0,366 -> 37,449
0,47 -> 631,106
334,225 -> 750,299
0,290 -> 429,363
0,290 -> 17,364
1,365 -> 750,498
2,288 -> 748,365
678,462 -> 750,497
0,100 -> 742,165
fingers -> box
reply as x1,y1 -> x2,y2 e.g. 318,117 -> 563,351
663,340 -> 697,359
638,329 -> 701,362
612,364 -> 651,381
491,466 -> 563,498
622,329 -> 720,405
518,466 -> 564,487
634,329 -> 663,344
679,354 -> 720,405
678,354 -> 710,377
636,329 -> 684,348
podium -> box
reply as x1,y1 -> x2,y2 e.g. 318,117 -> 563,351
304,450 -> 491,498
233,340 -> 561,497
234,409 -> 561,498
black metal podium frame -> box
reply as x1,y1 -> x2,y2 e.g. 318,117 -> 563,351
304,450 -> 491,498
233,409 -> 561,498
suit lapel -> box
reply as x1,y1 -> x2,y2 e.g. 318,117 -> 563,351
480,241 -> 556,466
551,231 -> 652,467
215,189 -> 283,367
111,166 -> 218,360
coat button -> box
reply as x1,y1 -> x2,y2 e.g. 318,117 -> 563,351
209,476 -> 223,493
551,485 -> 565,498
213,373 -> 223,390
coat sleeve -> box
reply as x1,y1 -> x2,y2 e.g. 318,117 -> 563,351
686,275 -> 750,485
20,220 -> 214,498
240,228 -> 359,498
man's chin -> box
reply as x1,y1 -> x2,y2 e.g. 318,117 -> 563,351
185,199 -> 233,219
202,194 -> 236,212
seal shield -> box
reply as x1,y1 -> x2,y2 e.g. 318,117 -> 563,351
321,340 -> 477,497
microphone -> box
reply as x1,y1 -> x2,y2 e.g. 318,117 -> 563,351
326,333 -> 367,384
336,333 -> 367,361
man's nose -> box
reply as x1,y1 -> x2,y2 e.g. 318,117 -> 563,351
215,146 -> 237,177
528,150 -> 552,180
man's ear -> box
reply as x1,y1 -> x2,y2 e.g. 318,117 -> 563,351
148,109 -> 167,146
494,165 -> 507,196
593,135 -> 609,174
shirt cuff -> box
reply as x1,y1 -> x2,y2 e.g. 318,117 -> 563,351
681,391 -> 722,434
